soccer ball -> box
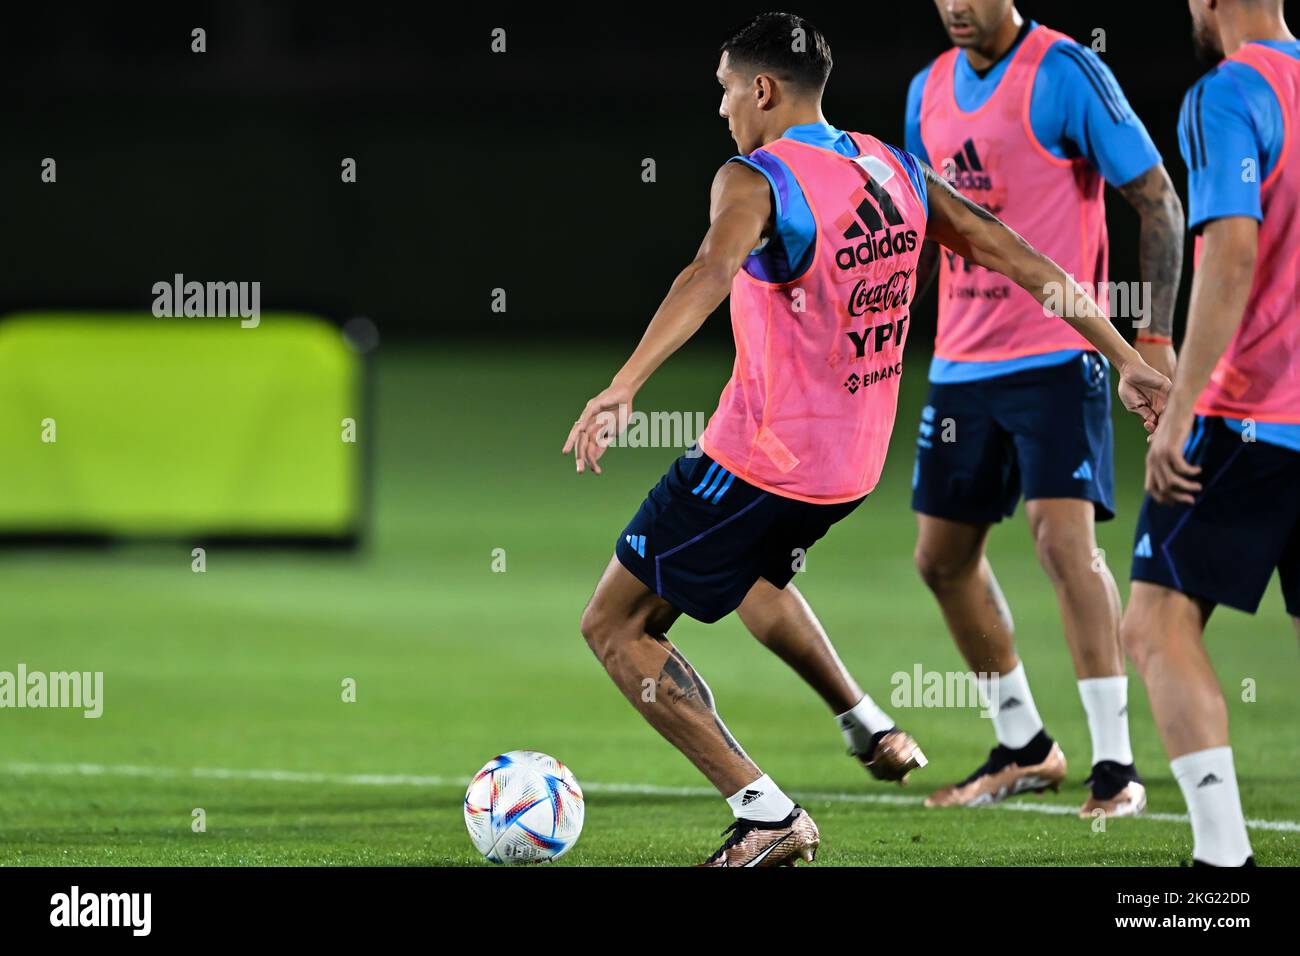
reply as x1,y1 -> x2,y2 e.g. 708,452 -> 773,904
463,750 -> 585,864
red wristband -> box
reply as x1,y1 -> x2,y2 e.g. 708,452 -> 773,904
1135,335 -> 1173,345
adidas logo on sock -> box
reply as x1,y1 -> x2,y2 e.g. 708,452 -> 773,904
1197,773 -> 1223,788
1000,697 -> 1022,711
740,788 -> 763,806
1072,460 -> 1094,482
1134,533 -> 1153,559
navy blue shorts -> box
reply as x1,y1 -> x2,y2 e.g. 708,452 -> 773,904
615,450 -> 866,624
910,353 -> 1115,524
1131,416 -> 1300,616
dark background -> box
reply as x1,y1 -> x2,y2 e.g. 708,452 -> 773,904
1,2 -> 1230,347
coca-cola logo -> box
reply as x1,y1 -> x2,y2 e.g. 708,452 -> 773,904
848,269 -> 913,317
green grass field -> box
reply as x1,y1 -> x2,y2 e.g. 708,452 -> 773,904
2,346 -> 1297,866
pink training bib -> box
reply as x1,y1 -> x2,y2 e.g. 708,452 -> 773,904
920,25 -> 1102,362
1195,43 -> 1300,424
698,133 -> 928,504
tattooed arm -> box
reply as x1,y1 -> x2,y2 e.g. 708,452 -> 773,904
1118,163 -> 1186,379
921,161 -> 1170,431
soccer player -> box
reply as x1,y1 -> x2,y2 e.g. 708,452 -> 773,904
902,0 -> 1185,817
1122,0 -> 1297,868
564,12 -> 1168,867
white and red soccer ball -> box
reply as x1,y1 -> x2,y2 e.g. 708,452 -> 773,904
463,750 -> 585,863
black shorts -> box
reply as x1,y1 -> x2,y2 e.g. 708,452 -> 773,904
614,449 -> 866,624
911,353 -> 1115,524
1130,416 -> 1300,616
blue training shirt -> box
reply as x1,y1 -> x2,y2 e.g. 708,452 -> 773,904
1180,39 -> 1300,452
904,21 -> 1162,383
730,122 -> 927,284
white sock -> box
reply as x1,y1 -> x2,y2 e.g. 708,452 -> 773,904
1078,675 -> 1134,766
982,662 -> 1044,750
726,773 -> 795,822
1171,746 -> 1253,866
837,694 -> 894,755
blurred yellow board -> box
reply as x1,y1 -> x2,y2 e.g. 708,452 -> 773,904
0,312 -> 363,541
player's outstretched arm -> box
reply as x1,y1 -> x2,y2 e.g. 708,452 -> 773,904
562,162 -> 772,474
1145,215 -> 1258,505
921,162 -> 1170,432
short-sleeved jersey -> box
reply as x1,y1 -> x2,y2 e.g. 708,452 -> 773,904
1180,41 -> 1300,447
905,20 -> 1161,383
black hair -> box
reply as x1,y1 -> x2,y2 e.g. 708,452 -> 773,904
721,12 -> 832,92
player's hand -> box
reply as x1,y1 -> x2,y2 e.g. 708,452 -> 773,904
1117,359 -> 1171,434
1145,411 -> 1201,505
561,382 -> 635,475
1135,339 -> 1177,383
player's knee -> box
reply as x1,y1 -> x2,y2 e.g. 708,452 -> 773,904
580,599 -> 641,668
1031,521 -> 1087,585
914,544 -> 974,592
1119,611 -> 1157,672
579,600 -> 613,661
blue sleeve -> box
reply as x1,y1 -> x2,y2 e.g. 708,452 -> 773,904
1180,63 -> 1280,229
1032,41 -> 1162,188
727,152 -> 814,279
904,64 -> 932,166
884,144 -> 929,216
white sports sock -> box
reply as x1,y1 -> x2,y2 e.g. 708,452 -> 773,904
837,694 -> 894,755
1078,675 -> 1134,766
726,773 -> 795,822
1171,746 -> 1253,866
982,662 -> 1044,750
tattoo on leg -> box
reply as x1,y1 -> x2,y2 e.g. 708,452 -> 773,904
656,643 -> 747,759
659,649 -> 709,707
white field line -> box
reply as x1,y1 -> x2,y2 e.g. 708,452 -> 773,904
4,760 -> 1299,834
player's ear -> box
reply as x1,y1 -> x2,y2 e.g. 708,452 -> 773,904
753,73 -> 777,110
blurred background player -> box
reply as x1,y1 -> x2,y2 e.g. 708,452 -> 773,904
564,13 -> 1168,866
905,0 -> 1185,817
1123,0 -> 1298,867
